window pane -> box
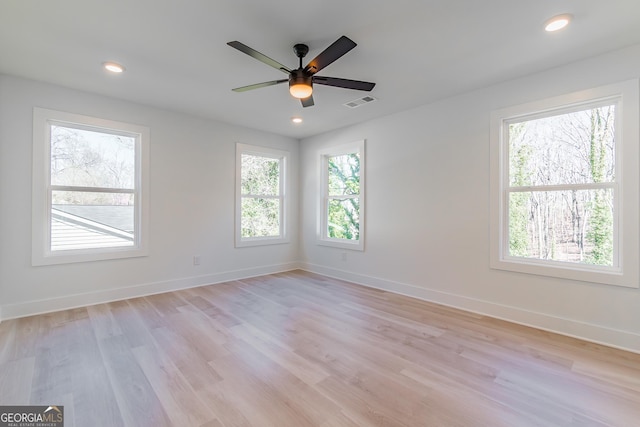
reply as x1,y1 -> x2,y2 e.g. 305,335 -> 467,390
509,105 -> 615,187
508,189 -> 613,266
241,197 -> 280,237
51,191 -> 134,251
241,154 -> 280,196
328,197 -> 360,240
51,125 -> 135,189
328,153 -> 360,196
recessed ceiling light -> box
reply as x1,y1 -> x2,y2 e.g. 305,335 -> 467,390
103,62 -> 125,73
291,117 -> 303,124
545,14 -> 572,32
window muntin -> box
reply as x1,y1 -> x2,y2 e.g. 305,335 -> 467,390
32,108 -> 149,265
236,144 -> 288,247
490,80 -> 639,287
319,140 -> 365,250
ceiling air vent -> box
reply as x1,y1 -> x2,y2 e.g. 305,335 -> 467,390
344,95 -> 377,109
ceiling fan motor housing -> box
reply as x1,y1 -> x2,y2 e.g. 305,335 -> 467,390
289,69 -> 312,87
289,69 -> 313,98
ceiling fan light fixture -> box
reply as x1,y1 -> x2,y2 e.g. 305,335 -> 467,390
544,14 -> 572,32
290,83 -> 313,99
289,71 -> 313,99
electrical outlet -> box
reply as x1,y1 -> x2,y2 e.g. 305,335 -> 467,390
193,255 -> 201,266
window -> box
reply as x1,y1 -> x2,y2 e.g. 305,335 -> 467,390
32,108 -> 149,265
490,80 -> 639,287
318,140 -> 365,250
235,143 -> 288,247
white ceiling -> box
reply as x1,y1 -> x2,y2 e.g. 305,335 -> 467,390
2,0 -> 640,139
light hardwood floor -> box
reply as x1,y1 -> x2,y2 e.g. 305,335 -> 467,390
1,270 -> 639,426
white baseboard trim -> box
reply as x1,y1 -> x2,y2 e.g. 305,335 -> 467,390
4,261 -> 638,354
299,262 -> 640,355
0,262 -> 300,321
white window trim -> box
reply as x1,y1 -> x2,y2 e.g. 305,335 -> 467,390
235,143 -> 289,247
490,80 -> 639,287
32,108 -> 149,265
318,140 -> 365,251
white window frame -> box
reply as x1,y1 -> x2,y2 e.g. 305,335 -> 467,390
235,143 -> 289,247
490,80 -> 639,287
318,140 -> 365,251
32,108 -> 149,265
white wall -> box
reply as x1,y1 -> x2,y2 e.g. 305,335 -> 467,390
299,44 -> 640,353
2,44 -> 639,353
0,75 -> 299,319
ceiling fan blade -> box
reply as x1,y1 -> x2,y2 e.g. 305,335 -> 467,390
313,76 -> 375,91
227,41 -> 292,74
304,36 -> 357,75
301,95 -> 314,108
232,79 -> 288,92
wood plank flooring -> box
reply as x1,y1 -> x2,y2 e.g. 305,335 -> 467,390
1,270 -> 639,426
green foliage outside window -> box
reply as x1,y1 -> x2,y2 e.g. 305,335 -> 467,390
327,153 -> 360,240
508,123 -> 532,258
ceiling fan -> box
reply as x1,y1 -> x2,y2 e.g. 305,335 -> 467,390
227,36 -> 376,107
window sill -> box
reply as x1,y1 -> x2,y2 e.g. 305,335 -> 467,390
33,246 -> 148,266
235,237 -> 289,248
317,238 -> 364,251
490,256 -> 637,288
